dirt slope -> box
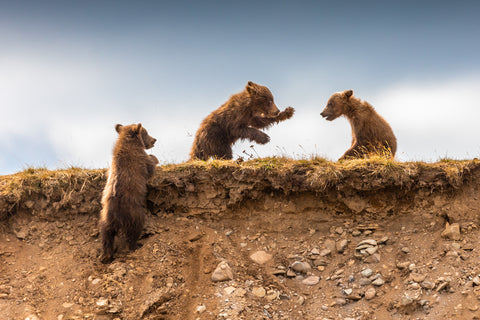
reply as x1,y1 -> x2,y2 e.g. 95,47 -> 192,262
1,158 -> 480,320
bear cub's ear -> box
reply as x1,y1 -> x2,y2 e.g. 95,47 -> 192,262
115,124 -> 123,133
246,81 -> 257,95
344,90 -> 353,98
135,123 -> 142,134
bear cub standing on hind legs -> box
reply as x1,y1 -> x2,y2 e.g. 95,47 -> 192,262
99,123 -> 159,263
190,81 -> 295,160
321,90 -> 397,160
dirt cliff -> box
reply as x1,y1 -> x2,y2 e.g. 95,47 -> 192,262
1,158 -> 480,319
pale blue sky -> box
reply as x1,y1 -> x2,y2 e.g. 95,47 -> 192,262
1,1 -> 480,174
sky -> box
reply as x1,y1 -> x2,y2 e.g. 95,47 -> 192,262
1,1 -> 480,175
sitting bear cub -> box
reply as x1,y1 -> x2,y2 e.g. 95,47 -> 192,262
321,90 -> 397,160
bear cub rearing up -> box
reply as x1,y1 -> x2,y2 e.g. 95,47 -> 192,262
321,90 -> 397,160
99,123 -> 159,263
190,81 -> 295,160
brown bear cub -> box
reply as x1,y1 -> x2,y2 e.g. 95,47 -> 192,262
99,123 -> 159,263
321,90 -> 397,160
190,81 -> 295,160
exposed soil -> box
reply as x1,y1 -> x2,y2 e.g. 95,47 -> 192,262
1,158 -> 480,320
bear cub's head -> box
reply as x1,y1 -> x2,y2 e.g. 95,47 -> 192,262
115,123 -> 156,149
245,81 -> 280,118
320,89 -> 354,121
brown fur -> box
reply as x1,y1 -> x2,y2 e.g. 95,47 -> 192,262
321,90 -> 397,160
99,123 -> 159,263
190,81 -> 295,160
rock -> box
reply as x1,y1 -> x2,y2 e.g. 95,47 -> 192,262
336,239 -> 348,253
188,230 -> 203,242
401,247 -> 410,254
224,286 -> 235,295
313,259 -> 328,267
411,273 -> 426,283
14,227 -> 29,240
252,287 -> 266,297
372,278 -> 385,286
421,281 -> 435,290
359,278 -> 372,286
96,297 -> 109,307
343,288 -> 353,295
335,298 -> 347,306
302,275 -> 320,286
441,222 -> 461,240
211,261 -> 233,282
335,226 -> 344,234
250,251 -> 272,264
378,236 -> 389,244
361,268 -> 373,278
310,248 -> 320,255
291,261 -> 312,274
266,290 -> 279,301
196,305 -> 206,313
396,261 -> 410,270
319,249 -> 332,257
286,269 -> 296,277
324,239 -> 336,251
365,287 -> 376,300
365,253 -> 381,263
355,239 -> 378,258
472,276 -> 480,286
62,302 -> 74,308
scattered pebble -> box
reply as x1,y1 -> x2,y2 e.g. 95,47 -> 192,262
302,275 -> 320,286
211,261 -> 233,282
250,251 -> 273,265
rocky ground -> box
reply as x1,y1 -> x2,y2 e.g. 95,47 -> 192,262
1,158 -> 480,319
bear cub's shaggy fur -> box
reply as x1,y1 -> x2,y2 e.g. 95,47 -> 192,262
321,90 -> 397,160
99,123 -> 159,263
190,81 -> 295,160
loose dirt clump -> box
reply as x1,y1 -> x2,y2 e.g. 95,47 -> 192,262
1,158 -> 480,319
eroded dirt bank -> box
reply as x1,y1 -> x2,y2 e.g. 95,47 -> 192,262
1,158 -> 480,319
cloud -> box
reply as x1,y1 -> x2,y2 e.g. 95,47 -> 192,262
1,49 -> 479,175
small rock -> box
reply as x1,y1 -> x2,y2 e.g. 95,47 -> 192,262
472,276 -> 480,286
335,226 -> 344,234
421,281 -> 435,290
211,261 -> 233,282
365,253 -> 381,263
291,261 -> 312,273
359,278 -> 372,286
324,239 -> 336,251
336,239 -> 348,253
91,278 -> 101,285
96,297 -> 109,307
302,275 -> 320,286
378,236 -> 389,244
14,227 -> 28,240
396,261 -> 410,270
286,269 -> 296,277
352,230 -> 362,237
441,222 -> 461,240
313,259 -> 328,267
401,247 -> 410,254
250,251 -> 273,265
365,287 -> 376,300
411,273 -> 426,283
343,288 -> 353,295
62,303 -> 74,308
335,298 -> 347,306
372,278 -> 385,286
361,268 -> 373,278
224,286 -> 235,295
196,305 -> 206,313
320,249 -> 332,257
252,287 -> 266,297
310,248 -> 320,255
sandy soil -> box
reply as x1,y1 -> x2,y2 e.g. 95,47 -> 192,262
1,159 -> 480,320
